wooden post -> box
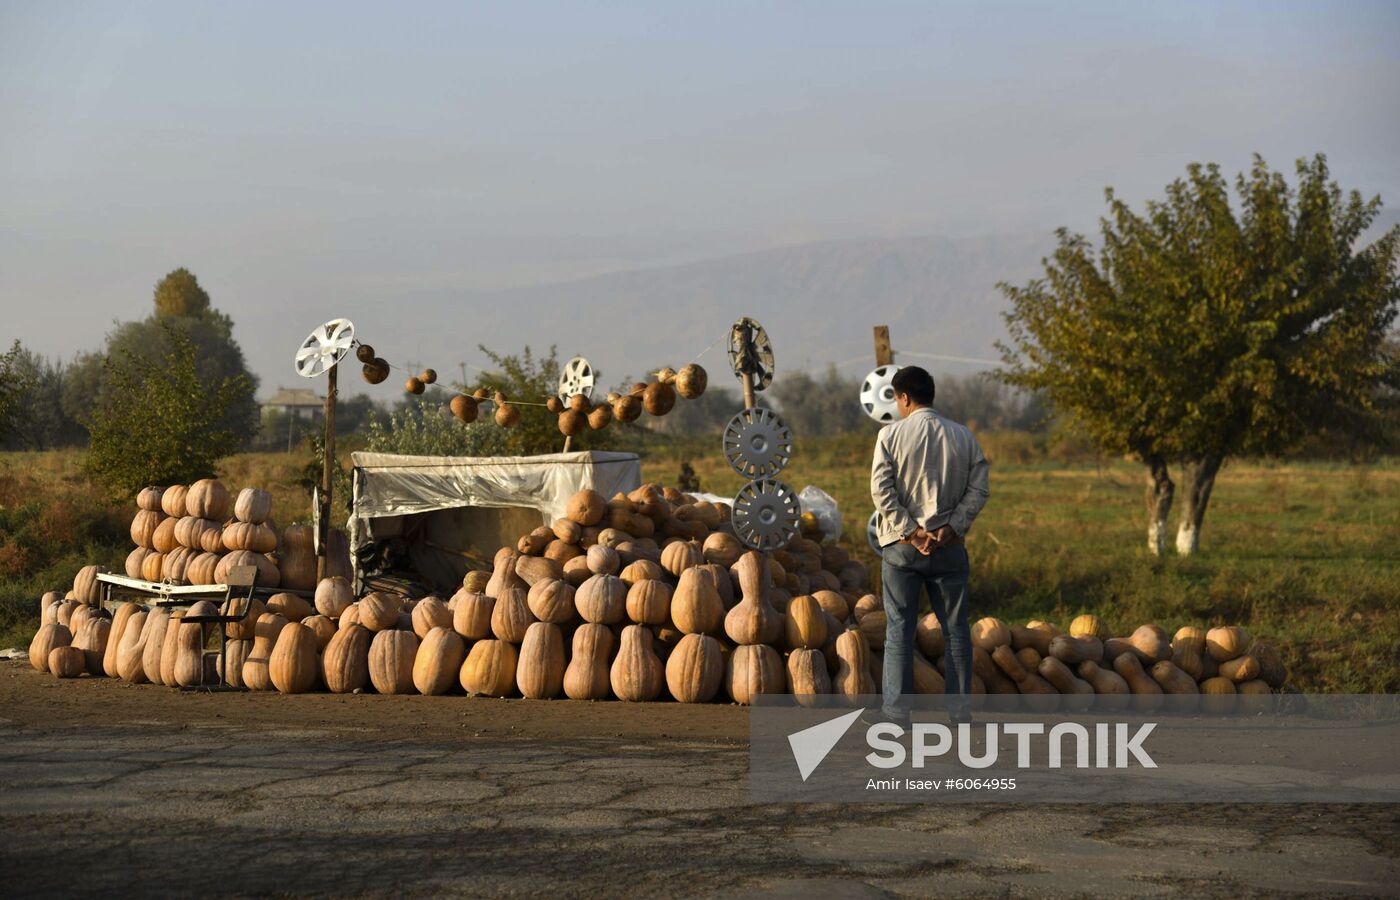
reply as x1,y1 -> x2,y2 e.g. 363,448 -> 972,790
740,373 -> 756,411
317,363 -> 337,581
562,435 -> 573,453
873,325 -> 894,367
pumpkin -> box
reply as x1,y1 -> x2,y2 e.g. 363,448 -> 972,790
515,555 -> 562,587
811,590 -> 850,623
48,645 -> 86,678
214,550 -> 279,588
567,490 -> 607,527
1048,634 -> 1103,666
1206,626 -> 1251,662
173,515 -> 210,549
1248,642 -> 1287,688
990,645 -> 1057,695
161,547 -> 197,585
136,485 -> 164,511
675,363 -> 707,399
586,545 -> 620,576
724,551 -> 782,646
410,596 -> 453,637
784,594 -> 828,650
130,509 -> 165,550
722,643 -> 781,705
358,592 -> 402,632
1199,676 -> 1237,713
660,541 -> 701,578
619,559 -> 666,586
222,597 -> 266,641
612,394 -> 642,422
199,521 -> 226,554
241,612 -> 287,691
222,521 -> 278,553
115,610 -> 151,683
1069,614 -> 1109,641
451,590 -> 494,640
575,574 -> 626,625
610,625 -> 663,701
495,400 -> 521,427
833,630 -> 875,700
29,623 -> 72,672
1077,660 -> 1131,700
124,547 -> 151,578
785,648 -> 831,705
367,629 -> 419,694
413,626 -> 466,696
102,602 -> 142,677
317,625 -> 370,694
655,632 -> 720,703
460,639 -> 518,697
278,524 -> 317,591
52,599 -> 79,629
915,614 -> 945,659
450,394 -> 479,424
461,570 -> 490,594
516,622 -> 566,699
971,617 -> 1011,651
314,576 -> 354,619
173,603 -> 215,687
231,487 -> 271,524
38,591 -> 61,623
543,539 -> 581,565
486,548 -> 522,597
297,614 -> 334,650
67,603 -> 97,636
694,563 -> 735,610
138,608 -> 173,684
642,381 -> 675,416
564,623 -> 615,700
216,639 -> 252,687
517,526 -> 552,556
625,579 -> 671,626
490,577 -> 535,642
185,479 -> 230,520
851,594 -> 881,623
552,518 -> 582,545
1218,654 -> 1260,683
160,484 -> 189,518
182,552 -> 218,586
264,592 -> 312,623
1123,624 -> 1170,664
672,567 -> 724,635
526,578 -> 576,625
1150,660 -> 1199,694
72,565 -> 107,605
264,623 -> 317,694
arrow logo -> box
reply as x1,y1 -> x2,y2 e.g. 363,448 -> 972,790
787,708 -> 865,781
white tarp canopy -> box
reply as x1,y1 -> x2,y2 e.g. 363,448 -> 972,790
348,450 -> 642,593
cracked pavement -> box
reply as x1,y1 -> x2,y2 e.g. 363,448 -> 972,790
1,662 -> 1397,897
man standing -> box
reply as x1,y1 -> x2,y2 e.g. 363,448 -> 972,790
870,366 -> 989,724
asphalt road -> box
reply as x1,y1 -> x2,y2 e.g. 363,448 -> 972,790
1,661 -> 1396,897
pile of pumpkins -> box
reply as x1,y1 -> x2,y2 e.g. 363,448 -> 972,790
124,479 -> 348,591
936,614 -> 1289,711
26,484 -> 1287,708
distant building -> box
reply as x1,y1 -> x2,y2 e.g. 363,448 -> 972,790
262,387 -> 323,420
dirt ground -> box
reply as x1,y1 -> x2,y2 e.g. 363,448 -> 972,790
1,660 -> 1397,898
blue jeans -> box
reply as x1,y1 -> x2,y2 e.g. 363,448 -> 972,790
880,541 -> 972,718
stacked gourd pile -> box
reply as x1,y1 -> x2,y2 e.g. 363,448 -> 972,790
124,480 -> 338,591
916,613 -> 1289,710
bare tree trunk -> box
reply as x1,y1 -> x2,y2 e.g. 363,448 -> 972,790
1144,455 -> 1174,557
1175,455 -> 1223,556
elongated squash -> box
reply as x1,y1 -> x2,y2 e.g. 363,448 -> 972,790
785,648 -> 832,706
611,625 -> 663,701
104,602 -> 143,677
516,622 -> 565,699
724,643 -> 782,705
116,610 -> 150,683
1112,652 -> 1163,712
270,622 -> 320,694
413,626 -> 466,696
241,612 -> 287,691
563,623 -> 614,701
369,629 -> 419,695
322,625 -> 372,694
460,640 -> 517,697
1150,659 -> 1199,694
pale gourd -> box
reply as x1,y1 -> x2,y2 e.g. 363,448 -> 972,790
660,541 -> 701,578
1111,652 -> 1163,711
450,590 -> 494,640
1127,624 -> 1171,663
527,578 -> 577,625
724,643 -> 783,705
322,625 -> 372,694
459,640 -> 518,697
137,485 -> 164,511
29,623 -> 72,673
412,626 -> 467,696
1048,634 -> 1103,666
702,532 -> 743,568
785,648 -> 832,705
585,545 -> 620,576
516,622 -> 566,699
410,596 -> 453,637
130,509 -> 164,550
664,633 -> 724,703
552,518 -> 582,545
358,592 -> 402,632
49,645 -> 86,678
140,608 -> 174,685
672,566 -> 723,635
103,602 -> 143,677
1206,625 -> 1251,662
1150,659 -> 1199,694
185,479 -> 230,520
675,363 -> 707,399
241,612 -> 287,691
515,555 -> 563,587
269,622 -> 320,694
971,617 -> 1011,651
160,484 -> 189,518
833,630 -> 875,700
1218,654 -> 1260,683
990,645 -> 1057,695
566,490 -> 607,527
491,576 -> 536,642
916,614 -> 945,659
575,574 -> 626,625
724,551 -> 782,646
811,590 -> 850,623
1069,614 -> 1109,641
267,592 -> 314,623
314,576 -> 354,619
116,610 -> 150,683
369,629 -> 419,695
233,488 -> 272,524
624,579 -> 671,626
563,623 -> 615,700
217,639 -> 252,688
609,625 -> 664,701
72,565 -> 108,605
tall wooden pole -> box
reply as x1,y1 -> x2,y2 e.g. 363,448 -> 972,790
873,325 -> 894,367
317,363 -> 337,581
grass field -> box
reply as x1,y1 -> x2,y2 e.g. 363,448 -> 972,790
3,439 -> 1397,691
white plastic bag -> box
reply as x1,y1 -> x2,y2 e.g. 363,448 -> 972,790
797,485 -> 843,544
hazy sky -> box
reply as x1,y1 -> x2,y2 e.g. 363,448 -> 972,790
3,1 -> 1398,395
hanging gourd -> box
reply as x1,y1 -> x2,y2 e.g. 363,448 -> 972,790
675,364 -> 708,399
450,394 -> 479,424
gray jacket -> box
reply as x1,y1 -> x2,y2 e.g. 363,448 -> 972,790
870,408 -> 990,547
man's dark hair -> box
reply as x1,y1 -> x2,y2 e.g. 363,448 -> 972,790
891,366 -> 935,406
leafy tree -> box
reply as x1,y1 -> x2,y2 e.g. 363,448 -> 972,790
62,272 -> 259,440
0,345 -> 84,450
771,365 -> 869,436
84,323 -> 255,494
464,345 -> 624,455
0,341 -> 27,443
364,393 -> 509,457
999,154 -> 1399,555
